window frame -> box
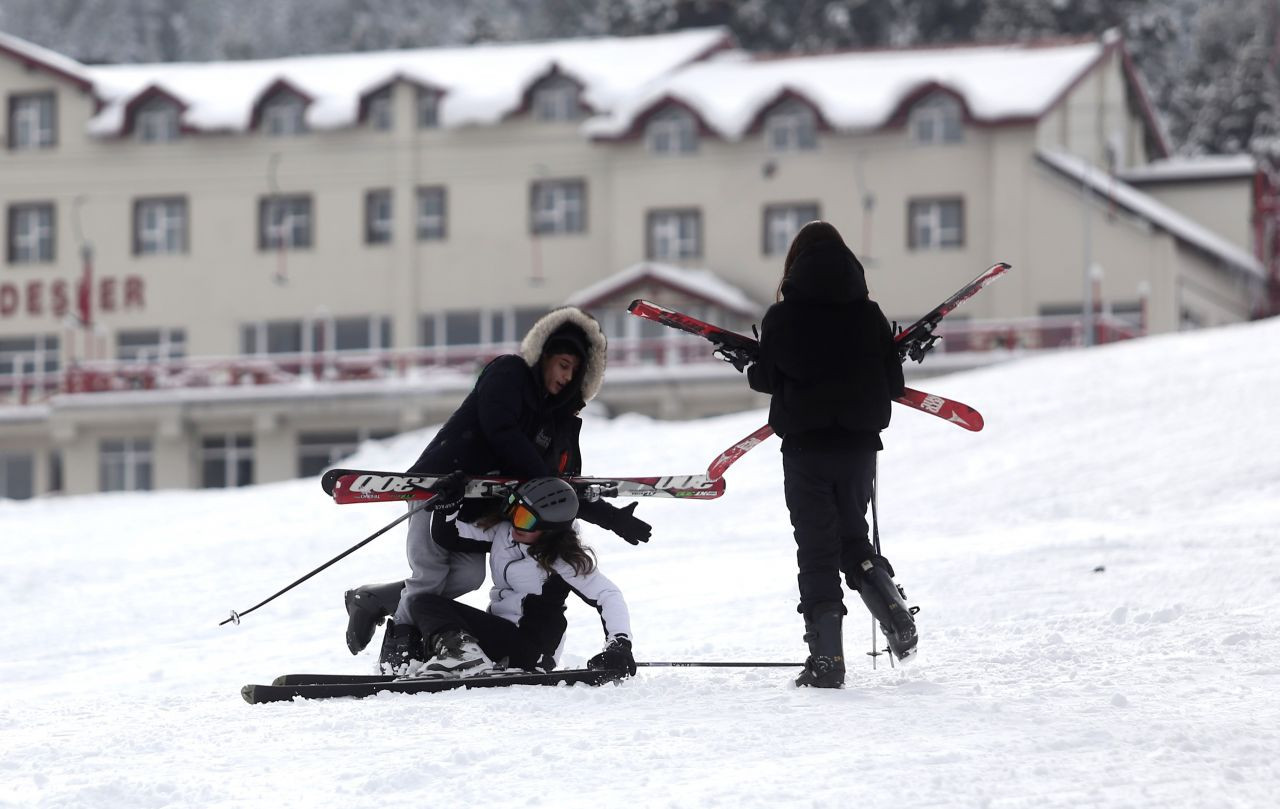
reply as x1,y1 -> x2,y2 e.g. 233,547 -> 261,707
529,179 -> 587,236
531,76 -> 583,122
908,93 -> 965,145
907,197 -> 965,250
417,88 -> 441,129
258,195 -> 314,251
6,202 -> 56,263
7,91 -> 56,150
646,107 -> 699,155
199,434 -> 255,489
364,189 -> 393,245
260,92 -> 308,136
133,196 -> 188,255
762,202 -> 821,256
367,88 -> 393,131
645,208 -> 703,261
416,186 -> 447,241
99,437 -> 153,492
764,100 -> 818,152
135,98 -> 181,143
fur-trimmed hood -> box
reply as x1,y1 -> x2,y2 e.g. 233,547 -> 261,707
520,306 -> 608,403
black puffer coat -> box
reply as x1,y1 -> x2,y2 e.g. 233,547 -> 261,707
746,240 -> 905,450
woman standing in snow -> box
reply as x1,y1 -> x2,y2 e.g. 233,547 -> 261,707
342,307 -> 651,673
409,477 -> 635,677
745,220 -> 917,688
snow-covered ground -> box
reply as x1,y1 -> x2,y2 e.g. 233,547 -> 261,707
3,318 -> 1279,808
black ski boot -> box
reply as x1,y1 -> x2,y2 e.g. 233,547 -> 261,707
854,559 -> 918,661
378,620 -> 426,675
344,581 -> 404,655
795,602 -> 845,689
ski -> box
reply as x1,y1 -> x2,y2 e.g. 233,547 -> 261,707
707,424 -> 775,481
272,673 -> 393,686
627,301 -> 985,432
894,262 -> 1010,363
322,468 -> 725,504
242,668 -> 621,703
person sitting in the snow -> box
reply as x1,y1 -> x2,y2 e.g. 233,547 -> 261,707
407,476 -> 636,678
342,307 -> 651,673
745,220 -> 917,688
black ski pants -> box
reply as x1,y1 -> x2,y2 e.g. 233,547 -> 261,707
782,445 -> 879,615
406,593 -> 544,670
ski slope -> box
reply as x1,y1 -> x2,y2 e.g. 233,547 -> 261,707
3,317 -> 1279,809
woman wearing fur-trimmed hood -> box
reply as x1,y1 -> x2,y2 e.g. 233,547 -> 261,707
344,306 -> 652,674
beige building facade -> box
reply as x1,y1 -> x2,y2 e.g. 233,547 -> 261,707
0,28 -> 1272,498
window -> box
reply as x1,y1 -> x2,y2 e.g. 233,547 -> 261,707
7,203 -> 55,263
100,438 -> 153,492
646,209 -> 702,260
323,316 -> 391,352
444,310 -> 482,345
135,99 -> 180,142
907,198 -> 964,249
530,179 -> 586,235
417,186 -> 447,241
646,107 -> 698,154
116,328 -> 186,362
365,189 -> 392,245
200,434 -> 254,488
133,197 -> 187,255
514,307 -> 549,340
258,195 -> 313,250
763,203 -> 820,256
420,314 -> 439,347
765,100 -> 817,151
241,320 -> 304,355
367,88 -> 393,131
8,92 -> 55,149
297,429 -> 391,478
531,76 -> 582,122
0,335 -> 59,378
0,453 -> 35,500
417,88 -> 441,129
261,92 -> 308,136
909,93 -> 964,145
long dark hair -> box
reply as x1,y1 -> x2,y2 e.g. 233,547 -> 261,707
777,220 -> 849,301
528,526 -> 596,576
476,512 -> 597,576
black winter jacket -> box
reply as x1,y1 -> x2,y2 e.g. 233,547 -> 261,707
747,240 -> 905,451
407,353 -> 625,530
408,354 -> 582,479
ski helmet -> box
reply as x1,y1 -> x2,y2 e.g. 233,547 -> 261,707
506,477 -> 578,532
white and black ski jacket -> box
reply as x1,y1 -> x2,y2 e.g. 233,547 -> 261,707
435,514 -> 631,657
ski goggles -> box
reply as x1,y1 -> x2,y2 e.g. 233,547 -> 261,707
507,500 -> 542,531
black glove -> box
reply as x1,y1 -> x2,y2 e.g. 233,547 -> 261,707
609,502 -> 651,545
587,635 -> 636,676
427,470 -> 467,511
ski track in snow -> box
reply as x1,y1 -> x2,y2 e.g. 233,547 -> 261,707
3,318 -> 1280,808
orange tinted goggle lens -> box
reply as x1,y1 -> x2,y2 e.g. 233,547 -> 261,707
510,503 -> 539,531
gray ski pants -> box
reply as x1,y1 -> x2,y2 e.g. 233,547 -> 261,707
392,504 -> 487,625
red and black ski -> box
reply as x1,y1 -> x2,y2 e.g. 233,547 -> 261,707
894,262 -> 1011,363
322,467 -> 725,504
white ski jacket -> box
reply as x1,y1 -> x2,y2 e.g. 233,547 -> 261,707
449,517 -> 632,643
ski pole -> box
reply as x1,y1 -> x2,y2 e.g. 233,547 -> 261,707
636,661 -> 804,668
219,500 -> 431,627
870,455 -> 887,669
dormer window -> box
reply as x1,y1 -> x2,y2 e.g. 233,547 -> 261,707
417,88 -> 441,129
909,93 -> 963,144
531,76 -> 583,122
367,88 -> 393,131
261,91 -> 308,136
764,100 -> 817,152
646,106 -> 698,155
135,98 -> 181,143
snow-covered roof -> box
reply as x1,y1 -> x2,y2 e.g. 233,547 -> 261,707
78,28 -> 730,136
585,38 -> 1107,141
1117,154 -> 1257,184
0,29 -> 94,91
1037,149 -> 1264,279
565,262 -> 764,315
